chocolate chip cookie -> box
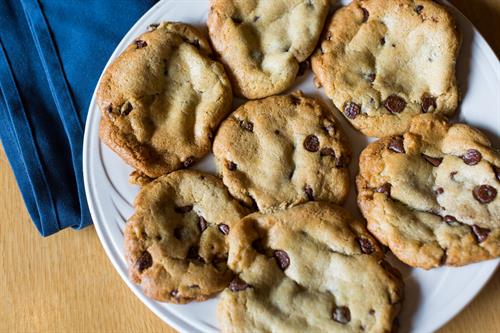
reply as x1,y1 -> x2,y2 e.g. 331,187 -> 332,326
98,22 -> 232,178
357,115 -> 500,269
217,202 -> 404,333
212,92 -> 351,211
124,170 -> 249,303
311,0 -> 460,137
208,0 -> 330,99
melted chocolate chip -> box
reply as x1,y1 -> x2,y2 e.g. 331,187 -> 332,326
135,39 -> 148,49
443,215 -> 460,226
415,5 -> 424,14
320,148 -> 336,157
344,102 -> 361,119
462,149 -> 482,165
229,277 -> 250,292
357,238 -> 375,254
369,309 -> 375,315
183,156 -> 195,168
388,136 -> 405,153
435,187 -> 444,195
421,96 -> 436,113
174,205 -> 193,214
471,225 -> 491,243
384,95 -> 406,113
227,161 -> 237,171
376,183 -> 391,195
380,37 -> 386,45
361,8 -> 369,22
450,171 -> 458,180
218,224 -> 230,235
367,73 -> 376,83
332,306 -> 351,324
136,251 -> 153,272
473,185 -> 497,204
304,186 -> 314,201
422,154 -> 443,167
274,250 -> 290,270
240,120 -> 254,132
198,216 -> 208,233
304,135 -> 320,152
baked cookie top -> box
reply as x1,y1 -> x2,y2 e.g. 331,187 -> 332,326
212,92 -> 351,211
124,170 -> 249,303
208,0 -> 330,99
311,0 -> 460,137
217,202 -> 404,333
98,22 -> 232,178
357,115 -> 499,269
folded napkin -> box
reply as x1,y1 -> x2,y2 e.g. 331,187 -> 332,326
0,0 -> 157,236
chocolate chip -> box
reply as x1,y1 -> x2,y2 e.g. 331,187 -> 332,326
198,216 -> 207,233
462,149 -> 482,165
183,156 -> 195,168
473,185 -> 497,204
170,289 -> 179,298
443,215 -> 460,226
274,250 -> 290,270
320,148 -> 336,157
344,102 -> 361,119
471,225 -> 491,243
274,130 -> 280,135
240,120 -> 254,132
422,154 -> 443,167
135,39 -> 148,49
494,165 -> 500,182
384,95 -> 406,113
304,135 -> 320,152
435,187 -> 444,195
187,246 -> 204,263
218,224 -> 230,235
231,16 -> 243,24
376,183 -> 391,195
367,73 -> 376,83
174,205 -> 193,214
229,277 -> 250,292
227,161 -> 237,171
357,238 -> 375,254
332,306 -> 351,324
421,96 -> 437,113
136,251 -> 153,272
174,227 -> 183,240
297,60 -> 310,76
415,5 -> 424,14
304,186 -> 314,201
148,23 -> 159,31
380,37 -> 386,45
361,8 -> 369,22
369,309 -> 375,315
121,102 -> 133,115
450,171 -> 458,180
388,136 -> 405,153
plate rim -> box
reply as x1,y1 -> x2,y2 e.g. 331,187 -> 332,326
82,1 -> 500,332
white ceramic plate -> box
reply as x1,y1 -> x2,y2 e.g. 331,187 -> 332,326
83,1 -> 500,332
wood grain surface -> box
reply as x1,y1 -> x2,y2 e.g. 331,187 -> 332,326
1,0 -> 499,332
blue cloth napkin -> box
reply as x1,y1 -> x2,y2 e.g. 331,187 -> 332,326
0,0 -> 157,236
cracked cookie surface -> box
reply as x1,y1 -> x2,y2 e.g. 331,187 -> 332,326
124,170 -> 249,303
311,0 -> 460,137
208,0 -> 330,99
217,202 -> 404,333
98,22 -> 232,178
357,115 -> 500,269
212,92 -> 351,212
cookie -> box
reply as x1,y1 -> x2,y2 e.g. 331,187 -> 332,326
217,202 -> 404,333
98,22 -> 232,178
311,0 -> 460,137
357,115 -> 500,269
208,0 -> 330,99
212,92 -> 351,211
124,170 -> 249,303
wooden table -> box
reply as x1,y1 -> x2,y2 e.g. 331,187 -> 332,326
1,1 -> 499,332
